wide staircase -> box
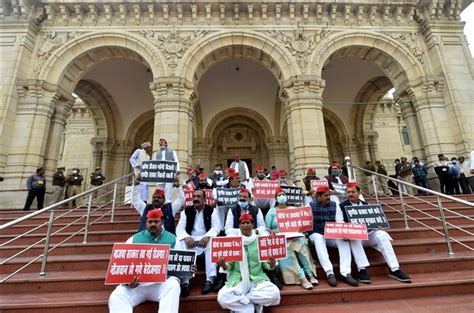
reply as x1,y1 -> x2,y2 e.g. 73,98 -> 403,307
1,193 -> 474,312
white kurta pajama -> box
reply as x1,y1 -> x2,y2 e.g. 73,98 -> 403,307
153,149 -> 180,204
129,148 -> 150,202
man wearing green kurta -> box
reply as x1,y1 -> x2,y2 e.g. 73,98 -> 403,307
217,214 -> 280,313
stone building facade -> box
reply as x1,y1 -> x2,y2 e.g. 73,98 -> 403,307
1,1 -> 473,208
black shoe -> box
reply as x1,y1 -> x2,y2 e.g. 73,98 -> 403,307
327,274 -> 337,287
212,274 -> 226,292
340,274 -> 359,287
389,269 -> 411,283
180,283 -> 190,298
266,269 -> 283,290
357,269 -> 371,284
201,280 -> 213,294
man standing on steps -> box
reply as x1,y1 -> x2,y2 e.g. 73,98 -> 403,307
23,167 -> 47,211
66,168 -> 83,209
90,167 -> 106,203
230,152 -> 250,183
50,166 -> 67,206
108,209 -> 181,313
153,137 -> 180,204
339,182 -> 411,284
129,142 -> 152,202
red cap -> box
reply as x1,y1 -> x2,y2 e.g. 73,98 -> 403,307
229,172 -> 240,179
153,189 -> 165,197
330,162 -> 341,169
187,167 -> 194,174
307,168 -> 316,174
234,152 -> 241,157
239,213 -> 253,222
278,169 -> 287,176
256,166 -> 264,172
227,168 -> 236,174
159,137 -> 167,144
317,186 -> 330,193
274,187 -> 285,196
146,209 -> 164,219
346,182 -> 359,189
198,173 -> 207,179
239,188 -> 250,195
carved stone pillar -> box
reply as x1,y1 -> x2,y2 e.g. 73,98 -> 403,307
280,75 -> 329,181
192,137 -> 212,173
150,77 -> 194,174
396,95 -> 425,159
266,137 -> 290,171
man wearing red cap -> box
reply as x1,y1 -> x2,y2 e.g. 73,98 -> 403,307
230,152 -> 250,182
175,189 -> 221,296
249,166 -> 275,210
217,214 -> 280,312
196,172 -> 213,190
277,169 -> 294,186
302,168 -> 321,205
324,162 -> 349,205
132,183 -> 184,234
225,188 -> 267,236
308,186 -> 360,287
108,209 -> 180,312
339,182 -> 411,283
129,142 -> 152,202
152,137 -> 180,203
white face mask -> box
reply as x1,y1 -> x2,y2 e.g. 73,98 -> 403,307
277,195 -> 287,205
214,170 -> 222,174
72,171 -> 78,174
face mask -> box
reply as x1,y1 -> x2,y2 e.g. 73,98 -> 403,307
238,200 -> 248,208
72,171 -> 78,174
214,170 -> 222,174
276,195 -> 287,205
452,161 -> 457,164
331,170 -> 339,176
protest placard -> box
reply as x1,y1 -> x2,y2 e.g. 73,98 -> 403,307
257,234 -> 287,262
215,188 -> 240,207
184,188 -> 214,207
276,206 -> 313,232
324,222 -> 368,240
253,180 -> 280,199
310,179 -> 329,192
210,236 -> 243,263
167,250 -> 196,279
343,204 -> 390,229
140,160 -> 177,183
280,186 -> 304,205
105,243 -> 170,285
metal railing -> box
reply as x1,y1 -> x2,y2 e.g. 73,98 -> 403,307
347,162 -> 474,256
0,173 -> 134,282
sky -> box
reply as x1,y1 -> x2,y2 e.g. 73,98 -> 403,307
461,3 -> 474,57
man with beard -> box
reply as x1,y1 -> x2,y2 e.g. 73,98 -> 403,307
184,166 -> 199,189
302,168 -> 320,205
132,182 -> 184,234
108,209 -> 181,313
153,137 -> 180,203
129,142 -> 152,202
339,182 -> 411,283
175,189 -> 221,296
217,214 -> 280,313
196,173 -> 213,190
277,169 -> 294,186
250,166 -> 274,210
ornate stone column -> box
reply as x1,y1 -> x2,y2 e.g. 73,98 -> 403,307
280,75 -> 329,181
266,137 -> 290,171
395,95 -> 425,160
150,77 -> 194,174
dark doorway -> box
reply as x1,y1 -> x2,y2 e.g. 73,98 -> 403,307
227,159 -> 252,173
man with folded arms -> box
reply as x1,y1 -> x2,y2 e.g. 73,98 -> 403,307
339,182 -> 411,283
217,214 -> 280,313
108,209 -> 180,313
129,142 -> 152,202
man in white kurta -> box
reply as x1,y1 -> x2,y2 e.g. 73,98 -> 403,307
129,142 -> 152,202
175,189 -> 221,295
230,152 -> 250,182
152,137 -> 180,204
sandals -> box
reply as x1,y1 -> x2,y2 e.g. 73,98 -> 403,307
300,277 -> 313,290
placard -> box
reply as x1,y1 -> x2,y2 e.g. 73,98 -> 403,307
211,236 -> 243,263
105,243 -> 170,285
276,206 -> 313,232
215,188 -> 240,207
344,204 -> 390,229
167,250 -> 196,278
257,234 -> 287,262
280,186 -> 304,205
324,222 -> 368,240
140,160 -> 177,183
184,188 -> 214,207
253,180 -> 280,199
310,179 -> 329,192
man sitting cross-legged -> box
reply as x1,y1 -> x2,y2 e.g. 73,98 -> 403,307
217,214 -> 281,313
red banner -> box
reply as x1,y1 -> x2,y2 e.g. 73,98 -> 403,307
184,188 -> 214,207
324,222 -> 369,240
253,180 -> 280,199
310,179 -> 329,192
276,206 -> 313,232
211,236 -> 243,263
105,243 -> 170,285
257,234 -> 287,262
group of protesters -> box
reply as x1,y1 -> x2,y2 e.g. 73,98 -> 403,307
108,141 -> 412,313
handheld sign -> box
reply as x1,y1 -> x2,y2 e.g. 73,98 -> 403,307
324,222 -> 368,240
105,243 -> 170,285
140,160 -> 177,183
276,206 -> 313,233
211,236 -> 243,263
167,250 -> 196,279
253,180 -> 280,199
310,179 -> 329,192
257,234 -> 287,262
280,186 -> 304,205
215,188 -> 240,208
344,204 -> 390,229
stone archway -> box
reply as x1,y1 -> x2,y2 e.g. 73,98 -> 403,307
124,111 -> 155,153
323,108 -> 349,164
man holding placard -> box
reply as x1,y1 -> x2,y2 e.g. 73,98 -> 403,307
225,188 -> 267,236
108,209 -> 180,313
217,214 -> 281,313
152,137 -> 180,203
339,182 -> 411,283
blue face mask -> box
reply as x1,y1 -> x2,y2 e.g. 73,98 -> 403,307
276,195 -> 287,205
238,200 -> 248,208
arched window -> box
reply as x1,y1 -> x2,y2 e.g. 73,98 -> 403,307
401,126 -> 410,145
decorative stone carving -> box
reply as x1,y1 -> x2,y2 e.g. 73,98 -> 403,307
34,31 -> 78,76
382,31 -> 425,66
267,27 -> 331,72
